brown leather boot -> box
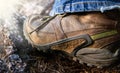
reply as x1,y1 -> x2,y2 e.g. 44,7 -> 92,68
23,10 -> 120,68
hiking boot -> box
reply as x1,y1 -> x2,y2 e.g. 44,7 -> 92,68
23,10 -> 120,67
